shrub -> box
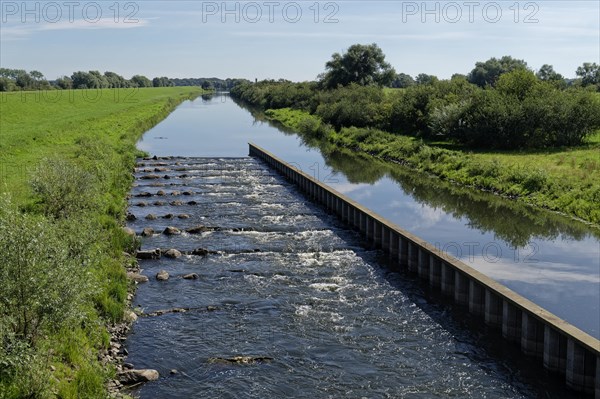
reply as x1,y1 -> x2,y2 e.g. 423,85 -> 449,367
30,158 -> 99,219
0,197 -> 89,345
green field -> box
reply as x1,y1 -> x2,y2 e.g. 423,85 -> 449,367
1,87 -> 202,202
265,107 -> 600,225
0,87 -> 203,398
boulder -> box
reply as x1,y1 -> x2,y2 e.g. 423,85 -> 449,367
171,191 -> 181,196
136,249 -> 161,260
178,214 -> 190,219
122,227 -> 136,237
153,201 -> 166,206
123,310 -> 138,322
156,190 -> 166,196
163,226 -> 181,235
162,214 -> 174,219
164,249 -> 182,259
145,214 -> 157,220
126,213 -> 137,221
191,248 -> 209,256
186,225 -> 208,234
126,272 -> 149,283
135,192 -> 152,197
187,201 -> 198,205
140,174 -> 160,180
170,200 -> 183,206
141,227 -> 154,237
156,270 -> 169,281
183,273 -> 199,280
190,248 -> 217,256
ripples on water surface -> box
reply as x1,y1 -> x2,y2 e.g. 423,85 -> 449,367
125,158 -> 576,398
136,94 -> 600,338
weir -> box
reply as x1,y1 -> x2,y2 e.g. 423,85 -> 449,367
248,142 -> 600,397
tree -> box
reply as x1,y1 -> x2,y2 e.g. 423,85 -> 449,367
496,69 -> 538,101
54,76 -> 72,89
71,71 -> 102,89
467,56 -> 529,87
576,62 -> 600,87
0,77 -> 16,91
451,73 -> 467,81
391,73 -> 415,88
415,73 -> 438,85
201,80 -> 213,90
319,43 -> 396,89
152,76 -> 173,87
536,64 -> 563,81
104,71 -> 128,88
15,72 -> 33,89
130,75 -> 152,88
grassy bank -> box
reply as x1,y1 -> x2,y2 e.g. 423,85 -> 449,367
264,107 -> 600,225
0,87 -> 204,398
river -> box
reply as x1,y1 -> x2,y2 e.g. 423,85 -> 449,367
124,92 -> 599,398
137,93 -> 600,339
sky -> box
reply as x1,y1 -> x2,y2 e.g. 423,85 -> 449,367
1,0 -> 599,81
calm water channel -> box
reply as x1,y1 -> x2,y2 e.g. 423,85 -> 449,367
125,92 -> 600,398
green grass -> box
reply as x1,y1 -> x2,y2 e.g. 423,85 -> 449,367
0,86 -> 204,398
1,87 -> 202,202
264,107 -> 600,225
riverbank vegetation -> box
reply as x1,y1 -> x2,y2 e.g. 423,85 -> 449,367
0,87 -> 204,398
0,68 -> 249,91
230,44 -> 600,224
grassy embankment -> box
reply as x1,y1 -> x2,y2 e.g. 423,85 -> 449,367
0,87 -> 204,398
264,107 -> 600,225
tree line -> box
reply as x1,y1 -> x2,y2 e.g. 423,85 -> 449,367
231,44 -> 600,149
0,69 -> 249,92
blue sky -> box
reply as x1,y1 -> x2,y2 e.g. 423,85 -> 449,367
1,1 -> 598,81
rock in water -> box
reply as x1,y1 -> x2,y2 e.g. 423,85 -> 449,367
136,249 -> 161,260
124,310 -> 138,322
163,226 -> 181,235
126,272 -> 149,283
183,273 -> 199,280
186,225 -> 208,234
141,227 -> 155,237
164,249 -> 182,259
140,174 -> 160,180
156,270 -> 169,281
191,248 -> 209,256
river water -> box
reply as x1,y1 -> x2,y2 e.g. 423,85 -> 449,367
124,93 -> 600,398
137,93 -> 600,338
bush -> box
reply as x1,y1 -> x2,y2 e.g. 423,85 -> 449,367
0,197 -> 89,345
30,158 -> 99,219
315,84 -> 387,129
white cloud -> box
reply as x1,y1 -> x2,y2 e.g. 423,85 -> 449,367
1,18 -> 150,41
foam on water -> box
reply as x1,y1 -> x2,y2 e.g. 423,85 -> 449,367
125,157 -> 575,399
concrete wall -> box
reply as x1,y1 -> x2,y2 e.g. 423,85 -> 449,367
249,143 -> 600,397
